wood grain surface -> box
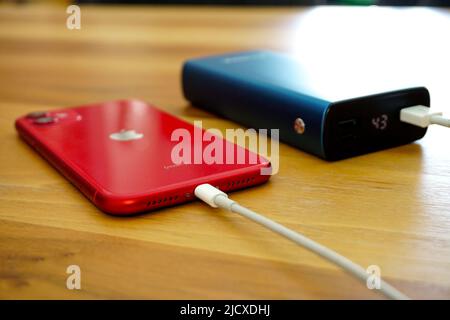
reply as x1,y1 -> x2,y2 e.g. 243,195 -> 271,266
0,4 -> 450,299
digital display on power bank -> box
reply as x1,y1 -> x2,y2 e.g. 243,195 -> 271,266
370,114 -> 389,131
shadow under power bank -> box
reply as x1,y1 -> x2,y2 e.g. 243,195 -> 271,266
182,50 -> 430,160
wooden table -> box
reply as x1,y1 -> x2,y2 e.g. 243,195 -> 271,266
1,4 -> 449,299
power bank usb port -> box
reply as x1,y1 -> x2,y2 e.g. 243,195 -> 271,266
337,119 -> 357,136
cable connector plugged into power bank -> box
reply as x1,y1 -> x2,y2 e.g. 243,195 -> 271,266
400,105 -> 450,128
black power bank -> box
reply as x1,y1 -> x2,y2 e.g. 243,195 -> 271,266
182,50 -> 430,160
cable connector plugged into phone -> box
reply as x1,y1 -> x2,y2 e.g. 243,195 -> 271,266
400,105 -> 450,128
194,183 -> 410,300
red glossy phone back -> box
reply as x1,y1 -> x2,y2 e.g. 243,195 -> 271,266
15,100 -> 271,215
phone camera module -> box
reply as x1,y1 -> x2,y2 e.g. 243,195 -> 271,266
33,116 -> 55,125
26,111 -> 47,119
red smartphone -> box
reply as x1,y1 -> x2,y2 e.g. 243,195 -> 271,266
15,100 -> 271,215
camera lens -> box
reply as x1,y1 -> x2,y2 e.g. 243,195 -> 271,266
34,116 -> 55,125
26,111 -> 47,119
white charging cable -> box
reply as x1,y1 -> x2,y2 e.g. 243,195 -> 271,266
194,183 -> 410,300
400,105 -> 450,128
